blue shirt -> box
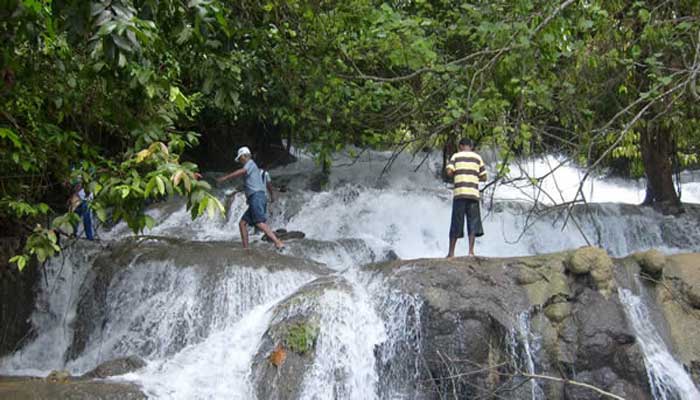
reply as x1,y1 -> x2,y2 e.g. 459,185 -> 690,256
243,159 -> 266,197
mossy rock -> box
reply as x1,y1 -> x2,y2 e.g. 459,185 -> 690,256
544,302 -> 571,323
45,370 -> 71,384
634,250 -> 666,275
567,246 -> 611,275
284,322 -> 319,355
516,267 -> 543,285
548,273 -> 570,297
566,247 -> 616,297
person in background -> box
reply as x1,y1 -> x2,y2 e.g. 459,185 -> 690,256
68,180 -> 94,240
216,146 -> 284,250
445,138 -> 487,258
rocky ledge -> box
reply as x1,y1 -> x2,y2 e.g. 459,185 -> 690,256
0,356 -> 147,400
249,247 -> 700,400
361,248 -> 700,399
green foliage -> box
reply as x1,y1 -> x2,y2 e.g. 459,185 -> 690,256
284,322 -> 318,355
1,0 -> 228,269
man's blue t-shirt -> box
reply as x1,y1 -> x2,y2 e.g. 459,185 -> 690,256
243,159 -> 266,197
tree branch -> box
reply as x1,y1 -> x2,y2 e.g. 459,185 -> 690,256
520,372 -> 626,400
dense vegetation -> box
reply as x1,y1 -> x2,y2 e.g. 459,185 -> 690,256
1,0 -> 698,269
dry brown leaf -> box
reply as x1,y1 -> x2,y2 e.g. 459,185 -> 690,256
269,343 -> 287,367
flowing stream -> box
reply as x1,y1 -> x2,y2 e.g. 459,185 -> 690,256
619,288 -> 700,400
2,150 -> 700,399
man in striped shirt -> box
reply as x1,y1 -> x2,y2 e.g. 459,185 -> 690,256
445,138 -> 487,258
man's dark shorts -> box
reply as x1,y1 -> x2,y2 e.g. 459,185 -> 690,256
449,198 -> 484,239
241,191 -> 267,225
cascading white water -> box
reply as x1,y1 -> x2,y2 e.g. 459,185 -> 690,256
619,288 -> 700,400
0,244 -> 98,376
507,312 -> 544,400
3,150 -> 700,399
0,249 -> 318,381
100,151 -> 700,259
129,300 -> 281,399
298,285 -> 386,400
368,279 -> 424,400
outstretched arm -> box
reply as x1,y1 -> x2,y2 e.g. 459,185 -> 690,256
216,168 -> 246,183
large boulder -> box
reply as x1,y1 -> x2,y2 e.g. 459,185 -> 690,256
366,254 -> 652,399
251,276 -> 351,400
634,249 -> 667,275
566,246 -> 616,297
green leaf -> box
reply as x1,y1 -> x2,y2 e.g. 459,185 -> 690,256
0,128 -> 22,148
9,255 -> 28,271
169,86 -> 189,112
94,205 -> 107,222
98,21 -> 118,36
112,34 -> 133,52
638,8 -> 650,23
197,196 -> 209,217
145,177 -> 157,196
155,176 -> 165,195
144,215 -> 156,229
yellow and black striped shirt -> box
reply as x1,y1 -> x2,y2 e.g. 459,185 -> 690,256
446,151 -> 487,200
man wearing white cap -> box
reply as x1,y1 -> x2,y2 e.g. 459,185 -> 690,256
217,146 -> 285,249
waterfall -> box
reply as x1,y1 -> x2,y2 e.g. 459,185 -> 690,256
618,288 -> 700,400
298,285 -> 386,399
0,244 -> 97,375
0,245 -> 318,379
3,151 -> 700,399
372,285 -> 424,399
507,312 -> 544,400
131,300 -> 280,399
100,152 -> 700,259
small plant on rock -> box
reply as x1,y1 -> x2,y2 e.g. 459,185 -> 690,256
284,322 -> 318,355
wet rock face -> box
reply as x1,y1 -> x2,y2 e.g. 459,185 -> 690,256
0,237 -> 39,358
564,368 -> 649,400
262,229 -> 306,242
653,253 -> 700,386
573,289 -> 635,367
0,375 -> 146,400
67,237 -> 329,361
368,254 -> 654,399
81,356 -> 146,379
251,277 -> 350,400
368,258 -> 532,398
280,238 -> 379,266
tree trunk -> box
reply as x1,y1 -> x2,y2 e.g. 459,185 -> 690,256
442,135 -> 457,182
639,125 -> 683,214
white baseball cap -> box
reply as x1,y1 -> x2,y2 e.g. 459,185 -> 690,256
235,146 -> 251,162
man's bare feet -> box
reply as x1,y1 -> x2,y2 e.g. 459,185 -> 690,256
446,254 -> 455,260
469,252 -> 475,257
274,241 -> 285,250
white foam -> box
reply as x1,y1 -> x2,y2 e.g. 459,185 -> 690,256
619,288 -> 700,400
